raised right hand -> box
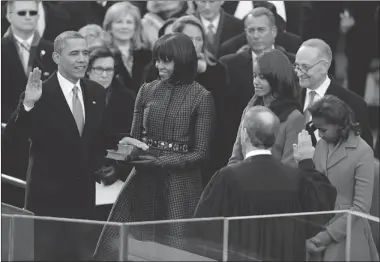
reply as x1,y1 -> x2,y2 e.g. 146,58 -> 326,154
24,68 -> 42,108
119,137 -> 149,151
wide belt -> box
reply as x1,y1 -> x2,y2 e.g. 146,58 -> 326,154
142,137 -> 189,153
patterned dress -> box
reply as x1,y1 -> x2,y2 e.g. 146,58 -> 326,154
93,80 -> 215,260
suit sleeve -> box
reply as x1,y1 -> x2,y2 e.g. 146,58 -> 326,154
2,93 -> 36,143
157,91 -> 216,170
227,105 -> 247,165
280,112 -> 305,167
297,159 -> 337,238
325,147 -> 374,242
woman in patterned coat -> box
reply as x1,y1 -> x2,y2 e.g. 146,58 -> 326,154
93,33 -> 215,260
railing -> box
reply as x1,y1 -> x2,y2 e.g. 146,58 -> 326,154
1,174 -> 26,189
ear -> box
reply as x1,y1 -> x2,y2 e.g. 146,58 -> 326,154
6,12 -> 11,23
52,52 -> 60,66
272,25 -> 277,39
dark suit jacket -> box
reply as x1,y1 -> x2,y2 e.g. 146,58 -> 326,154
302,81 -> 373,148
2,73 -> 109,219
115,49 -> 152,95
219,48 -> 295,151
219,30 -> 302,57
1,33 -> 56,122
193,156 -> 337,261
196,10 -> 244,58
1,2 -> 72,42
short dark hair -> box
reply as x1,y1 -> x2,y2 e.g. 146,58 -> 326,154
152,33 -> 198,85
87,46 -> 115,72
54,31 -> 85,54
242,106 -> 280,149
158,18 -> 177,38
308,95 -> 361,140
256,49 -> 300,100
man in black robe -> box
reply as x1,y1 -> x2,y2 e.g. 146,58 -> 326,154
193,106 -> 337,261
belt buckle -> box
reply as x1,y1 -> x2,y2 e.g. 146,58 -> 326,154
158,141 -> 165,149
173,143 -> 179,152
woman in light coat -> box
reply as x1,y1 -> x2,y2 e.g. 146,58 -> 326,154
305,95 -> 379,261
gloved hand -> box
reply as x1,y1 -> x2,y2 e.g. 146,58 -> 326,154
130,155 -> 160,169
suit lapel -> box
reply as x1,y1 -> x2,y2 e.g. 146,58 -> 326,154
213,10 -> 225,53
326,143 -> 347,169
240,50 -> 254,95
45,73 -> 81,138
80,80 -> 97,138
27,33 -> 41,76
4,34 -> 26,77
326,132 -> 359,169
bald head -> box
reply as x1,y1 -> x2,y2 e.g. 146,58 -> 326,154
242,106 -> 280,149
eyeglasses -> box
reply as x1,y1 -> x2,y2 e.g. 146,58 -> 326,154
16,10 -> 38,16
293,60 -> 326,74
91,67 -> 114,75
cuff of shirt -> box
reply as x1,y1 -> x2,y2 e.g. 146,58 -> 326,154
23,103 -> 34,112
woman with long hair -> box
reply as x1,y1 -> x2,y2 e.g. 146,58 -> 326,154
229,49 -> 304,167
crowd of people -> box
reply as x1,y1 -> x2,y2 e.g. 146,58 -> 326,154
1,1 -> 379,261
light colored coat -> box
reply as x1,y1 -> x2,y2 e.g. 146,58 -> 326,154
312,132 -> 379,261
228,108 -> 304,167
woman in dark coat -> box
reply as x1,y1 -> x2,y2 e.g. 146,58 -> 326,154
93,33 -> 215,260
144,15 -> 229,186
103,2 -> 152,95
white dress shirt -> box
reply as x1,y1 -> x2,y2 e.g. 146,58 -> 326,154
303,76 -> 331,141
200,14 -> 220,34
57,72 -> 86,120
245,149 -> 272,159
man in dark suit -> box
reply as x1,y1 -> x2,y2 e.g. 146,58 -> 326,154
2,1 -> 72,42
295,38 -> 373,148
222,1 -> 312,38
220,7 -> 295,155
219,1 -> 302,57
194,106 -> 336,261
194,0 -> 244,58
2,31 -> 111,260
1,1 -> 57,208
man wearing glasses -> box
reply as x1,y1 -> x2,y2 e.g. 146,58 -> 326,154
295,38 -> 373,148
2,1 -> 56,203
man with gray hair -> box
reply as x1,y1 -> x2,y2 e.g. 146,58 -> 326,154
194,106 -> 336,261
3,30 -> 113,260
295,38 -> 373,147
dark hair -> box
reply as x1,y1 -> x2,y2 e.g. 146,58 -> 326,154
308,95 -> 361,141
152,33 -> 198,85
243,106 -> 280,149
87,46 -> 115,72
158,18 -> 177,38
255,49 -> 300,100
